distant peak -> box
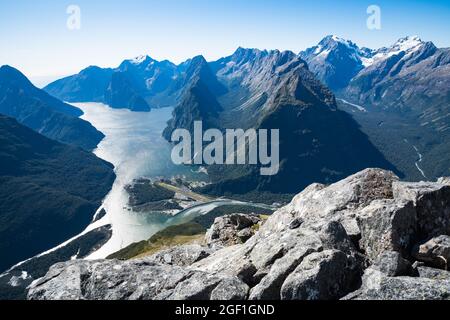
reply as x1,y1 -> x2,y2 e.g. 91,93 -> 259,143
321,35 -> 352,44
388,35 -> 425,53
399,35 -> 422,42
326,34 -> 343,41
233,47 -> 265,56
0,64 -> 20,73
185,55 -> 209,74
186,55 -> 209,71
129,55 -> 153,65
191,55 -> 207,63
0,65 -> 38,92
81,65 -> 103,72
0,65 -> 30,82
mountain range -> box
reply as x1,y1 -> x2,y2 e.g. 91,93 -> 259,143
163,48 -> 398,197
0,66 -> 104,151
42,35 -> 450,193
300,35 -> 450,181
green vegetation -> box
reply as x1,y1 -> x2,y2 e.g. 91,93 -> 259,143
107,204 -> 274,260
125,180 -> 175,206
156,181 -> 213,202
107,222 -> 205,260
337,101 -> 450,180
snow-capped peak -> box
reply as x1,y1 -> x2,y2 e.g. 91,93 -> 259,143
366,36 -> 425,66
307,35 -> 372,64
130,55 -> 151,65
391,36 -> 423,53
319,35 -> 354,48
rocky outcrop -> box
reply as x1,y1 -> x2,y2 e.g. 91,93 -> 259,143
280,250 -> 354,300
412,235 -> 450,269
357,199 -> 417,261
416,266 -> 450,281
370,251 -> 413,277
343,268 -> 450,300
393,181 -> 450,239
28,259 -> 248,300
205,214 -> 262,249
146,244 -> 213,267
27,169 -> 450,300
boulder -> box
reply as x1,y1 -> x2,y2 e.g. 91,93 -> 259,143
161,272 -> 249,300
416,266 -> 450,281
283,169 -> 399,234
280,250 -> 354,300
357,199 -> 417,261
319,220 -> 358,255
370,251 -> 413,277
27,261 -> 88,300
412,235 -> 450,269
28,259 -> 248,300
205,214 -> 261,249
147,244 -> 213,267
248,235 -> 322,299
343,268 -> 450,300
393,181 -> 450,238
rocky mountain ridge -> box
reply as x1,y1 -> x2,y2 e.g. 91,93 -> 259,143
301,35 -> 450,181
162,47 -> 398,196
27,168 -> 450,300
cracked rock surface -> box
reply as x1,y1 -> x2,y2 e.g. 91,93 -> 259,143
28,169 -> 450,300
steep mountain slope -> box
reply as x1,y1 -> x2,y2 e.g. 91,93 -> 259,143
344,37 -> 445,113
117,55 -> 178,96
342,37 -> 450,180
44,66 -> 113,103
163,56 -> 224,140
0,66 -> 104,150
163,48 -> 399,195
302,36 -> 450,180
104,71 -> 150,111
0,115 -> 115,272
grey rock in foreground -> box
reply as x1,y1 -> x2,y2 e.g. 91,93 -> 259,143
343,268 -> 450,300
357,199 -> 417,261
393,181 -> 450,239
370,251 -> 412,277
27,259 -> 248,300
281,250 -> 354,300
412,235 -> 450,269
27,169 -> 450,300
205,213 -> 262,249
416,266 -> 450,281
146,244 -> 213,267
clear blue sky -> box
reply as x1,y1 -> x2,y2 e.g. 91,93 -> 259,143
1,0 -> 449,82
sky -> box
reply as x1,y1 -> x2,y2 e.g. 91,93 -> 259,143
1,0 -> 449,85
